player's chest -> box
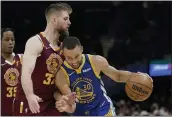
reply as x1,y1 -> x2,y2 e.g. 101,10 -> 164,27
69,69 -> 99,104
2,61 -> 22,73
39,51 -> 64,73
2,64 -> 21,87
69,67 -> 93,79
69,67 -> 98,87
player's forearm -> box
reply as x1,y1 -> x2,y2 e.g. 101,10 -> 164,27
117,70 -> 135,83
54,91 -> 63,101
21,54 -> 38,97
103,66 -> 134,83
21,67 -> 34,97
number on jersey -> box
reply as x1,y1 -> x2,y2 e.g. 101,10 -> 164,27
43,73 -> 55,85
6,87 -> 17,97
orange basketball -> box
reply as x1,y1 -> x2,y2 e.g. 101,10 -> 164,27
125,73 -> 153,101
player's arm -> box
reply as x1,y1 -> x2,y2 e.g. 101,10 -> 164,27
54,91 -> 62,101
54,68 -> 71,99
55,68 -> 76,113
93,55 -> 136,83
53,88 -> 76,106
21,36 -> 43,97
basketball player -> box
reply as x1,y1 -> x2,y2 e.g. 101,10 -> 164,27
13,3 -> 75,116
55,37 -> 153,116
1,28 -> 23,116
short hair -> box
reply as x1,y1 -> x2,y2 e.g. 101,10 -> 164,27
1,28 -> 15,39
45,2 -> 72,20
62,36 -> 81,50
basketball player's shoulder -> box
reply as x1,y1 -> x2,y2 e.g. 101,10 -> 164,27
88,54 -> 108,67
16,53 -> 23,64
57,67 -> 67,79
25,35 -> 43,53
17,53 -> 23,58
26,35 -> 42,46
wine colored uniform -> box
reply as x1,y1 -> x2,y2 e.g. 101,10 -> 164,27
1,53 -> 22,116
13,33 -> 65,116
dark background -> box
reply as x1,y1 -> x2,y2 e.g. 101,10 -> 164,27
2,1 -> 172,116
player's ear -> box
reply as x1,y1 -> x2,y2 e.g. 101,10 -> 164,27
52,15 -> 57,24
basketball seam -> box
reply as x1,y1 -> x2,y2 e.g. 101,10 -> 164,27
126,84 -> 148,97
127,81 -> 152,90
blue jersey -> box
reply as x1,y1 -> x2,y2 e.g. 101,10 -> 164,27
61,54 -> 115,116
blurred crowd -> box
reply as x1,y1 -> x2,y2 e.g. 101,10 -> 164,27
115,99 -> 172,116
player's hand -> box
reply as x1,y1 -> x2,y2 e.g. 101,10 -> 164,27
26,94 -> 43,114
137,72 -> 153,83
65,92 -> 78,105
55,95 -> 76,113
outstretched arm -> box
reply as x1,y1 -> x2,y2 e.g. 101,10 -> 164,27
93,55 -> 139,83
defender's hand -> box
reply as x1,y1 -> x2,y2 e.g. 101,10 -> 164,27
26,94 -> 43,114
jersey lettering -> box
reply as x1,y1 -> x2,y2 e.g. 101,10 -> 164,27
6,87 -> 17,97
43,73 -> 55,85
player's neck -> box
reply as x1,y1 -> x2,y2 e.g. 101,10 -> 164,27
43,25 -> 60,46
2,52 -> 14,62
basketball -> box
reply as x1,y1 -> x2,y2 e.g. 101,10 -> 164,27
125,73 -> 153,101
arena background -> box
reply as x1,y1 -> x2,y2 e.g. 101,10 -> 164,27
1,1 -> 172,116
